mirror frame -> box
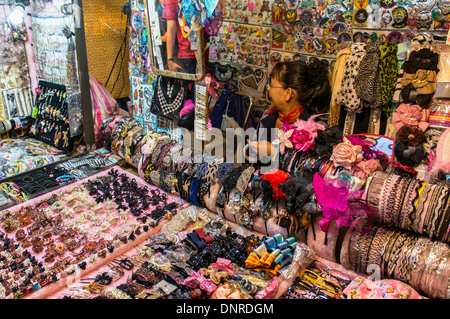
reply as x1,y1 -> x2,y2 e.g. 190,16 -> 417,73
143,0 -> 206,81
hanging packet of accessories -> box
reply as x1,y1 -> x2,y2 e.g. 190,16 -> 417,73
30,80 -> 74,152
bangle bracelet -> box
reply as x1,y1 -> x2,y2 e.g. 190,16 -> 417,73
168,58 -> 174,61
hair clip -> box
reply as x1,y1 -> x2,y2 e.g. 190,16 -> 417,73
112,258 -> 134,270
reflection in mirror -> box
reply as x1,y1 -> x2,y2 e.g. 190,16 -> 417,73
144,0 -> 206,81
355,133 -> 395,160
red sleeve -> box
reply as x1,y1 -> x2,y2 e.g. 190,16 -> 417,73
162,0 -> 178,20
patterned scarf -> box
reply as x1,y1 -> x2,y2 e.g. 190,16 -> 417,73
275,106 -> 304,129
355,41 -> 382,109
378,42 -> 399,115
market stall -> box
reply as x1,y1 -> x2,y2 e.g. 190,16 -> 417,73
0,0 -> 450,302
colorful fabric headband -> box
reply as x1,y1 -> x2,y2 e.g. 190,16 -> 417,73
343,276 -> 421,299
392,103 -> 430,131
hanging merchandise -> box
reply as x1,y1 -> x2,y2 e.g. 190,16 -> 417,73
209,87 -> 255,130
29,14 -> 73,85
335,42 -> 366,113
434,43 -> 450,98
30,81 -> 74,152
150,76 -> 187,122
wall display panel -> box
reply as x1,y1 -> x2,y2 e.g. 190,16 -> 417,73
271,0 -> 353,57
222,0 -> 272,25
351,0 -> 450,32
0,5 -> 33,121
209,21 -> 271,68
83,0 -> 131,99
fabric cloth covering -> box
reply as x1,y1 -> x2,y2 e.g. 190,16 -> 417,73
0,137 -> 67,179
89,74 -> 118,147
343,276 -> 421,299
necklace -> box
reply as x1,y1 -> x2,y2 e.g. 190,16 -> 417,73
157,77 -> 185,115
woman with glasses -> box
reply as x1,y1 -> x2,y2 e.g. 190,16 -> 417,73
246,59 -> 331,161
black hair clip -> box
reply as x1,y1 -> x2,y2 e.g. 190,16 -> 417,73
95,272 -> 113,285
78,261 -> 87,270
112,258 -> 134,270
130,207 -> 142,217
137,216 -> 148,224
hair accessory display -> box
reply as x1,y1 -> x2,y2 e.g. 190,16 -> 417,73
392,103 -> 430,131
30,81 -> 73,152
313,172 -> 373,233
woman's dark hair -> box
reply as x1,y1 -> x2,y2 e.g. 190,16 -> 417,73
270,59 -> 331,114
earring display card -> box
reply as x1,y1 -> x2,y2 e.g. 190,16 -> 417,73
30,80 -> 74,153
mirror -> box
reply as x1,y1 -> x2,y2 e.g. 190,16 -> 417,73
143,0 -> 206,81
355,133 -> 395,160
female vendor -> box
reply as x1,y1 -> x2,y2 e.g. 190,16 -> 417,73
247,59 -> 331,162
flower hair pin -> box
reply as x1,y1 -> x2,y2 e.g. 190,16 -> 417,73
312,172 -> 374,234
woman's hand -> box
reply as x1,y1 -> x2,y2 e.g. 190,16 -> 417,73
246,140 -> 277,161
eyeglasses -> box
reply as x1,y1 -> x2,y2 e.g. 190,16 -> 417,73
266,83 -> 285,90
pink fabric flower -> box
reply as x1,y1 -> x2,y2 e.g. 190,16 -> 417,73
292,115 -> 326,138
392,103 -> 430,131
351,159 -> 382,179
330,137 -> 363,169
281,115 -> 326,152
312,173 -> 368,233
290,129 -> 315,151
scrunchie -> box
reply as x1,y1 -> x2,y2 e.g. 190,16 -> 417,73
394,140 -> 426,167
395,125 -> 426,146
